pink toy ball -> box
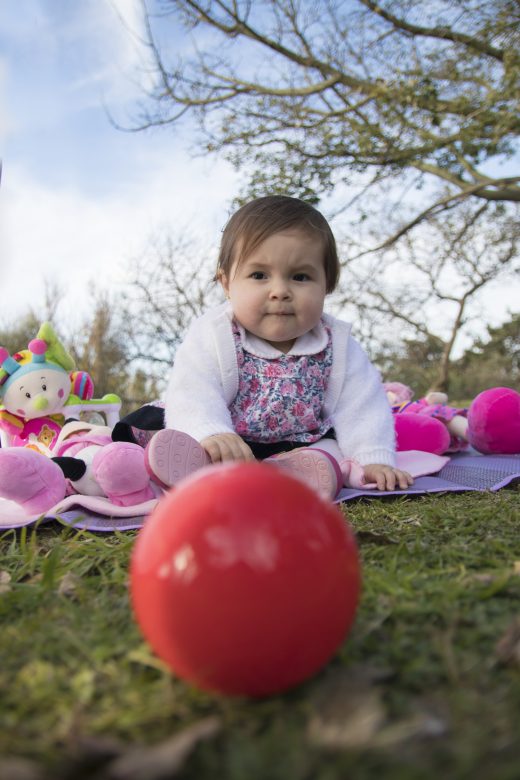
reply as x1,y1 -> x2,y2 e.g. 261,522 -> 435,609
70,371 -> 94,400
130,462 -> 361,698
467,387 -> 520,455
28,338 -> 47,356
394,413 -> 451,455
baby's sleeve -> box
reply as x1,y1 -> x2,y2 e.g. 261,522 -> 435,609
164,317 -> 236,442
332,336 -> 396,467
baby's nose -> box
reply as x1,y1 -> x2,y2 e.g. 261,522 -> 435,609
269,280 -> 291,298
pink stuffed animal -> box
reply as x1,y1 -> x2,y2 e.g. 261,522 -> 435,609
467,387 -> 520,454
0,324 -> 160,514
0,422 -> 210,516
384,382 -> 520,456
0,421 -> 160,515
391,412 -> 451,455
384,382 -> 467,454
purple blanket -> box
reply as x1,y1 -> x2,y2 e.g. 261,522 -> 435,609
336,452 -> 520,502
0,453 -> 518,532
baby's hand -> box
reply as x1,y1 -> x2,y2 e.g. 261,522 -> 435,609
363,464 -> 414,491
201,433 -> 255,464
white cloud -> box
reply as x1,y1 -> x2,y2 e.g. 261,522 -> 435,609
0,0 -> 241,332
0,57 -> 15,144
63,0 -> 152,109
0,148 -> 239,327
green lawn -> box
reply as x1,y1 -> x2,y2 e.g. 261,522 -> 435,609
1,487 -> 519,780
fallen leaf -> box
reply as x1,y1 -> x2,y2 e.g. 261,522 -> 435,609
126,645 -> 171,673
307,666 -> 387,749
0,570 -> 12,594
469,573 -> 496,586
72,734 -> 124,761
401,516 -> 422,526
373,711 -> 448,749
356,530 -> 398,545
25,573 -> 43,585
495,617 -> 520,667
0,756 -> 44,780
308,688 -> 386,749
308,667 -> 447,752
58,571 -> 80,598
106,716 -> 222,780
62,735 -> 125,777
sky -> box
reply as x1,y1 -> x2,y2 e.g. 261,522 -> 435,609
0,0 -> 239,328
0,0 -> 518,351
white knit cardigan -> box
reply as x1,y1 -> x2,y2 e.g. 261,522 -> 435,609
165,303 -> 396,466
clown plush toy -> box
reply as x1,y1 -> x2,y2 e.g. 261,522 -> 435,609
0,322 -> 77,454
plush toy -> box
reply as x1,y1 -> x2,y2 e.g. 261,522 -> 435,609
0,323 -> 77,454
0,420 -> 160,515
0,323 -> 161,515
0,323 -> 121,454
384,382 -> 468,453
391,411 -> 451,455
467,387 -> 520,454
385,382 -> 520,455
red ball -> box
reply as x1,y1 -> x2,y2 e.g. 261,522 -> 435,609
130,462 -> 360,697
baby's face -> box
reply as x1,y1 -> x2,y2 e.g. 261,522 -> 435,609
220,228 -> 327,353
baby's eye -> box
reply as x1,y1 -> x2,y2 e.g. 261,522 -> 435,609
293,273 -> 310,281
249,271 -> 266,280
25,392 -> 31,399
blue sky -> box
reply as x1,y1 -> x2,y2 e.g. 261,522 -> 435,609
0,0 -> 239,327
1,0 -> 518,348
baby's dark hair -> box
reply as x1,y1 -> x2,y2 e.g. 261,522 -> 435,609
216,195 -> 340,293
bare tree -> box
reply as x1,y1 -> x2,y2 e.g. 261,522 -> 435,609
338,201 -> 519,391
0,313 -> 43,356
454,312 -> 520,395
125,0 -> 519,247
0,281 -> 65,355
119,231 -> 222,387
69,293 -> 131,398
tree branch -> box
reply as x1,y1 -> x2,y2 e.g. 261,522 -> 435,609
358,0 -> 507,61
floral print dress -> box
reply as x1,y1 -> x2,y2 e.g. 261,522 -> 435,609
229,320 -> 334,444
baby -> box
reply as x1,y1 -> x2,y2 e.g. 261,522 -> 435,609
146,196 -> 412,499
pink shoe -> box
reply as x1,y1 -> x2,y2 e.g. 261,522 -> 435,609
0,449 -> 67,515
92,442 -> 156,507
145,429 -> 210,489
268,448 -> 341,501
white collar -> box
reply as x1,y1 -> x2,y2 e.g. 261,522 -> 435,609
236,319 -> 329,358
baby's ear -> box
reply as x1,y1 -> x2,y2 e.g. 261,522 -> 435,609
219,272 -> 230,297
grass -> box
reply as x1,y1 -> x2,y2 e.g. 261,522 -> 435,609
0,487 -> 519,779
